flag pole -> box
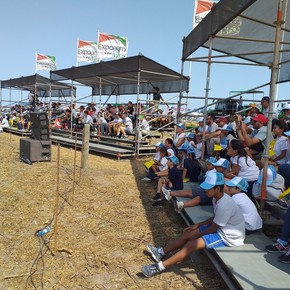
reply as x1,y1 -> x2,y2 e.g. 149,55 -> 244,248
76,37 -> 79,67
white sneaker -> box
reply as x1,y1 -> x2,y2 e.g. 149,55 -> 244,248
162,186 -> 171,201
176,201 -> 184,213
142,177 -> 151,181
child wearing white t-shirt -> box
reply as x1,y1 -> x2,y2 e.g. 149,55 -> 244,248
269,121 -> 288,165
225,176 -> 263,234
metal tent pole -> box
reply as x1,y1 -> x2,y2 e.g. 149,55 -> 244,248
135,70 -> 141,157
260,0 -> 285,210
201,36 -> 214,160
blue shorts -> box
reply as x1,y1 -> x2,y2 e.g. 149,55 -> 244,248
199,225 -> 227,249
192,188 -> 213,205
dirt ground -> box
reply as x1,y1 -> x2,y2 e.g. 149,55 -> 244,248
0,132 -> 228,290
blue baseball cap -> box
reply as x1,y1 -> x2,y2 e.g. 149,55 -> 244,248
187,132 -> 195,139
178,143 -> 190,151
155,142 -> 164,148
257,165 -> 277,186
176,123 -> 185,130
187,147 -> 195,154
213,158 -> 230,169
200,172 -> 224,190
221,124 -> 233,132
225,177 -> 249,192
206,156 -> 217,165
166,155 -> 179,165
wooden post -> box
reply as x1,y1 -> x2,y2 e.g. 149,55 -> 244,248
72,134 -> 77,202
81,124 -> 90,169
53,144 -> 60,252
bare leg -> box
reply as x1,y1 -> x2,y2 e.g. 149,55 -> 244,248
170,189 -> 192,198
157,177 -> 166,193
182,168 -> 187,180
183,196 -> 201,208
163,228 -> 199,254
163,237 -> 205,268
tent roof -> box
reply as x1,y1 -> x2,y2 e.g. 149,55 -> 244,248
182,0 -> 290,83
1,74 -> 75,98
50,55 -> 190,96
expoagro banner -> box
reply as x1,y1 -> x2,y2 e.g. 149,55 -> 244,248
77,39 -> 98,63
97,32 -> 128,60
36,53 -> 57,71
194,0 -> 219,25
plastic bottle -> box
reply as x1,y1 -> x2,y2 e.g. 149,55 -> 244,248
35,227 -> 50,237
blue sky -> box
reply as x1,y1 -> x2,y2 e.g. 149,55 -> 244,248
1,0 -> 288,110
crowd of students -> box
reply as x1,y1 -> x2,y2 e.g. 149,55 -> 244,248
140,96 -> 290,277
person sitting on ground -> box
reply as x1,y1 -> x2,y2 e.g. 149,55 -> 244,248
265,206 -> 290,263
226,139 -> 260,204
142,172 -> 245,277
236,113 -> 269,160
225,176 -> 263,235
268,120 -> 288,166
173,123 -> 187,148
162,156 -> 217,213
152,155 -> 183,206
252,165 -> 287,209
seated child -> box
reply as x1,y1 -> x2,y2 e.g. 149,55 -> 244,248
162,156 -> 217,213
142,172 -> 245,277
225,176 -> 263,235
213,158 -> 230,177
144,147 -> 168,181
152,155 -> 183,206
182,147 -> 201,182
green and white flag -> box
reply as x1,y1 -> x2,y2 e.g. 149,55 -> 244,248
97,32 -> 128,60
36,53 -> 57,71
77,39 -> 98,63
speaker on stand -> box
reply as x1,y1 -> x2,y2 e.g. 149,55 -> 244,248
20,112 -> 51,163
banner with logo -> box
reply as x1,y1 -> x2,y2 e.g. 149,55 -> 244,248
194,0 -> 218,26
36,53 -> 57,71
97,32 -> 128,60
77,39 -> 98,63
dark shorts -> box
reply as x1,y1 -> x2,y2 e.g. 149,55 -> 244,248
192,188 -> 213,205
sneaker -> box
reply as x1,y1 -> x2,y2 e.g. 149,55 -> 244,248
265,240 -> 290,253
176,201 -> 184,214
142,177 -> 151,182
141,263 -> 162,278
279,248 -> 290,263
277,199 -> 289,210
152,193 -> 161,201
146,244 -> 163,262
162,186 -> 171,201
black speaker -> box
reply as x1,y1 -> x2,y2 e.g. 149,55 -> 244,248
20,138 -> 51,162
30,112 -> 50,140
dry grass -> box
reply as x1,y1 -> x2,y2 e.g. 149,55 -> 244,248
0,133 -> 228,290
